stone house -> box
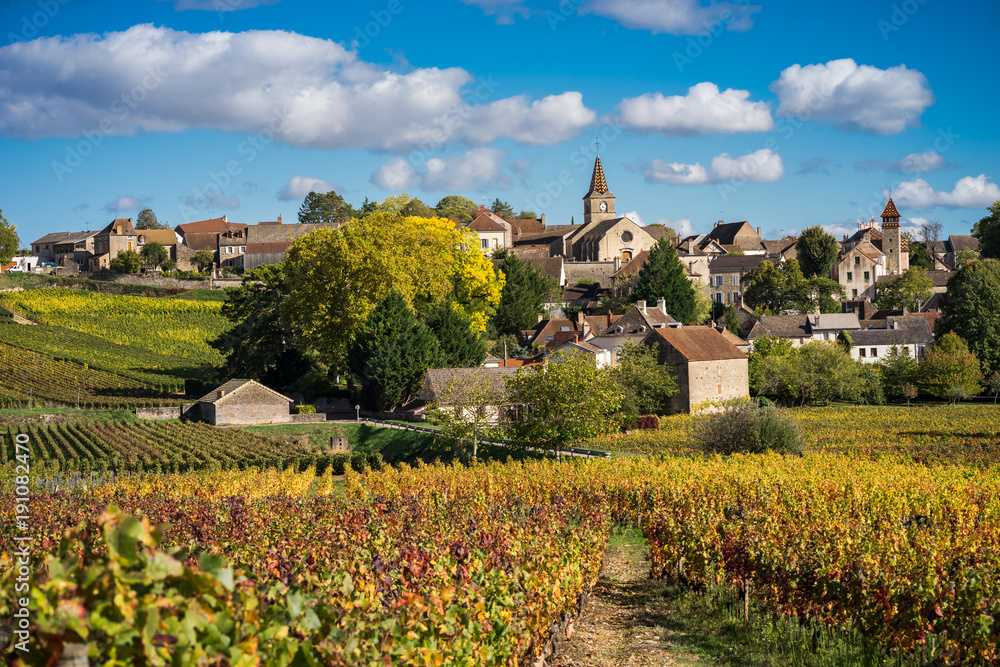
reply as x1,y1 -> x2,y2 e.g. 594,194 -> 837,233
175,216 -> 249,269
137,229 -> 181,266
52,231 -> 98,270
848,316 -> 934,363
547,338 -> 613,367
89,218 -> 139,271
643,326 -> 749,413
467,209 -> 512,254
197,379 -> 294,426
833,199 -> 908,299
419,367 -> 519,423
243,220 -> 336,271
705,255 -> 776,307
746,312 -> 861,348
926,235 -> 979,270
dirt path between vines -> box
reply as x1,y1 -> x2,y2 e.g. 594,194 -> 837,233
550,535 -> 707,667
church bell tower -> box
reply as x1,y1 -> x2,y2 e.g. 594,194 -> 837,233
880,196 -> 903,275
582,156 -> 615,226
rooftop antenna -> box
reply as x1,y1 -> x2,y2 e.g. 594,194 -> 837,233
720,210 -> 727,222
595,136 -> 601,156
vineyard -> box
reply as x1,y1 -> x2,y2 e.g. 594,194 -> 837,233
0,343 -> 179,409
0,322 -> 199,388
2,454 -> 998,665
0,420 -> 378,474
0,289 -> 230,364
580,404 -> 1000,465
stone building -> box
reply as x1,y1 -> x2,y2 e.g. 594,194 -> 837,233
643,326 -> 749,413
197,379 -> 294,426
832,197 -> 909,299
705,255 -> 776,306
89,218 -> 139,271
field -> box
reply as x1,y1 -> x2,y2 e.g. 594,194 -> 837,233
0,323 -> 198,389
0,289 -> 230,364
0,419 -> 386,475
579,404 -> 1000,465
2,452 -> 998,665
0,343 -> 179,409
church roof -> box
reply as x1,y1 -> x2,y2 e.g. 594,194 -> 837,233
584,156 -> 612,197
881,197 -> 900,218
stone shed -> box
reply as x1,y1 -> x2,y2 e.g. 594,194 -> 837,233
643,326 -> 748,413
198,379 -> 294,426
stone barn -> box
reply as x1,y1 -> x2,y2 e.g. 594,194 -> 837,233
198,379 -> 294,426
643,326 -> 749,413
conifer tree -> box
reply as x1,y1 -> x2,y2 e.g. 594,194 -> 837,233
490,252 -> 556,337
630,237 -> 697,323
348,289 -> 439,411
425,298 -> 487,368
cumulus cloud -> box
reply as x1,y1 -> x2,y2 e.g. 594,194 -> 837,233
0,25 -> 595,151
770,58 -> 934,134
371,148 -> 508,191
581,0 -> 761,35
637,149 -> 784,185
614,83 -> 772,135
277,175 -> 340,201
656,217 -> 695,237
101,195 -> 146,213
855,151 -> 949,173
622,210 -> 645,225
893,175 -> 1000,209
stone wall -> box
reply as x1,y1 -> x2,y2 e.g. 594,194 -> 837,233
686,358 -> 749,412
136,404 -> 199,420
563,261 -> 616,288
289,413 -> 327,423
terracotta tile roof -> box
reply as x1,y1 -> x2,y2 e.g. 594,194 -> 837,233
176,217 -> 247,236
248,222 -> 336,244
611,250 -> 649,279
184,233 -> 219,251
98,218 -> 137,236
509,218 -> 545,235
32,231 -> 77,245
467,215 -> 508,232
649,326 -> 747,361
137,230 -> 178,246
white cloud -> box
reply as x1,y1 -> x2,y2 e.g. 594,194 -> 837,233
0,25 -> 595,151
581,0 -> 761,35
277,175 -> 339,201
855,151 -> 948,173
710,149 -> 784,182
622,210 -> 645,225
459,0 -> 531,24
639,149 -> 784,185
770,58 -> 934,134
371,148 -> 508,191
614,83 -> 772,135
101,195 -> 145,213
893,175 -> 1000,209
183,189 -> 240,210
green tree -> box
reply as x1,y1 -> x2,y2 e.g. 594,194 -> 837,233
490,198 -> 514,219
357,197 -> 378,218
795,226 -> 840,278
139,242 -> 169,269
955,246 -> 979,266
879,345 -> 919,403
611,342 -> 677,420
515,210 -> 538,220
430,371 -> 502,461
741,259 -> 815,313
0,210 -> 20,265
504,350 -> 623,461
630,237 -> 697,323
490,252 -> 556,338
937,258 -> 1000,376
806,275 -> 847,313
644,223 -> 679,240
192,249 -> 215,271
400,198 -> 436,218
436,195 -> 478,224
747,334 -> 794,396
109,249 -> 141,274
758,341 -> 860,406
918,332 -> 982,403
971,200 -> 1000,259
874,266 -> 933,311
424,298 -> 487,368
985,369 -> 1000,405
298,190 -> 353,225
907,240 -> 935,270
209,263 -> 313,389
347,289 -> 440,411
136,208 -> 167,230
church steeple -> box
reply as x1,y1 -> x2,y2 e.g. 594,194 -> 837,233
582,156 -> 615,225
880,196 -> 900,225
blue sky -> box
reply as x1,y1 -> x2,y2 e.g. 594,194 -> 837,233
2,0 -> 999,245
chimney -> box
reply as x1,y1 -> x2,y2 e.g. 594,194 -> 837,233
657,297 -> 666,313
582,316 -> 591,337
637,300 -> 647,315
614,256 -> 622,271
813,314 -> 820,326
540,213 -> 545,227
716,221 -> 723,228
217,390 -> 225,398
277,214 -> 282,224
538,313 -> 544,323
757,226 -> 761,236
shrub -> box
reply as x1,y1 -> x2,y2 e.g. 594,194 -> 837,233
293,404 -> 317,414
694,400 -> 802,456
636,415 -> 659,430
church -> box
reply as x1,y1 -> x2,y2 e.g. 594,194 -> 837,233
542,156 -> 662,262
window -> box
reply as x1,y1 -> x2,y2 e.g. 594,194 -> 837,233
732,291 -> 740,303
545,336 -> 553,341
852,289 -> 858,298
239,246 -> 245,253
713,293 -> 724,303
717,384 -> 723,395
847,272 -> 853,281
481,239 -> 489,249
621,231 -> 633,243
870,348 -> 878,357
859,348 -> 866,357
731,274 -> 739,286
855,256 -> 860,265
225,246 -> 233,254
889,248 -> 894,254
864,271 -> 870,281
